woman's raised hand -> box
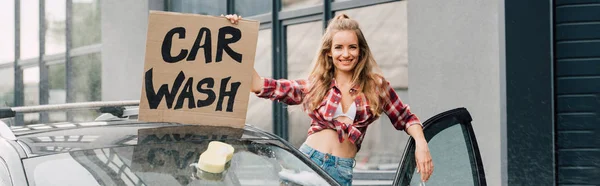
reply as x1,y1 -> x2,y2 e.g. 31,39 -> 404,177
221,14 -> 242,24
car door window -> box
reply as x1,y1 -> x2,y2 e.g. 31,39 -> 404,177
410,124 -> 474,186
0,157 -> 12,186
395,108 -> 486,186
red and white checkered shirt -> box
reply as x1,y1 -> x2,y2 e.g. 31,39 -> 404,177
256,77 -> 422,151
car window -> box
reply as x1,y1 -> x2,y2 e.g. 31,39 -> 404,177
23,140 -> 333,186
409,124 -> 474,186
395,108 -> 486,186
0,157 -> 12,186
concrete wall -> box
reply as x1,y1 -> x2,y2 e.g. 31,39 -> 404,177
101,0 -> 163,101
408,0 -> 504,185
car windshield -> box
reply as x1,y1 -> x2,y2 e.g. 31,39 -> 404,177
23,139 -> 329,186
4,106 -> 334,185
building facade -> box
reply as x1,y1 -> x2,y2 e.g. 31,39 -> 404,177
1,0 -> 598,185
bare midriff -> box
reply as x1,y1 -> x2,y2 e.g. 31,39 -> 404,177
304,116 -> 357,158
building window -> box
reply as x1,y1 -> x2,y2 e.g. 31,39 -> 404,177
169,0 -> 227,16
235,0 -> 272,17
246,29 -> 274,133
45,0 -> 67,55
72,0 -> 101,48
282,0 -> 322,11
285,21 -> 322,148
20,0 -> 40,60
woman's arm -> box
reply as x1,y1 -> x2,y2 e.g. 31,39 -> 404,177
251,69 -> 263,93
222,14 -> 306,105
381,79 -> 433,182
406,124 -> 433,183
254,76 -> 308,105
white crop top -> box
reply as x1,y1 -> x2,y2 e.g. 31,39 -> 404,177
333,102 -> 357,121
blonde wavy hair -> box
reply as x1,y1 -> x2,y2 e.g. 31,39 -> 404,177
303,13 -> 388,117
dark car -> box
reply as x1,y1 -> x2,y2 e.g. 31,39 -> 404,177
0,101 -> 486,186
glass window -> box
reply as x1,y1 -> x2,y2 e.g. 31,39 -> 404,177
0,0 -> 15,63
337,1 -> 408,89
0,68 -> 14,107
255,29 -> 273,79
235,0 -> 272,17
23,66 -> 40,123
169,0 -> 226,16
45,0 -> 66,55
72,0 -> 101,48
21,0 -> 40,60
23,141 -> 331,185
69,52 -> 101,122
48,64 -> 65,104
410,124 -> 475,186
23,66 -> 40,106
48,63 -> 66,122
355,88 -> 410,168
282,0 -> 322,11
285,21 -> 321,148
247,29 -> 273,133
72,52 -> 101,103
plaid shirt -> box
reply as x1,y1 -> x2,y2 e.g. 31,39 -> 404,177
256,77 -> 422,151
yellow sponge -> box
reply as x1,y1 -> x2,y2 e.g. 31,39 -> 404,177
197,152 -> 227,173
207,141 -> 235,162
196,141 -> 234,174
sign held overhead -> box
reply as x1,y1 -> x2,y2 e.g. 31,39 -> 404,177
139,11 -> 259,128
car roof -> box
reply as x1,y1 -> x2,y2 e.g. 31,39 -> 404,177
0,101 -> 285,158
3,117 -> 280,159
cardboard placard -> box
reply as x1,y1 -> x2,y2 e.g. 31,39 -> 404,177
139,11 -> 259,128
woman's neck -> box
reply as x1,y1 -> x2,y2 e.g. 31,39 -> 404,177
334,70 -> 353,87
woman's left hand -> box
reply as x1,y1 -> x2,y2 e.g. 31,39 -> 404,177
415,139 -> 433,182
221,14 -> 242,24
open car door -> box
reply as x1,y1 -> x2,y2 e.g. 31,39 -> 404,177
393,108 -> 487,186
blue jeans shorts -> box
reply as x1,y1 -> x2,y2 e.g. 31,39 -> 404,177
299,143 -> 355,186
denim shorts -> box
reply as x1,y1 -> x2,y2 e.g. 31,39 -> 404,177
299,143 -> 355,186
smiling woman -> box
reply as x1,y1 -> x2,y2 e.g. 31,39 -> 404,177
334,0 -> 411,171
219,12 -> 433,185
329,30 -> 360,73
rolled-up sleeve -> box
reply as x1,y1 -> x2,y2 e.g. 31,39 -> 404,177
255,78 -> 308,105
382,81 -> 422,132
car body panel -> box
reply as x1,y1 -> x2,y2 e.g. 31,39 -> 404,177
0,137 -> 28,186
